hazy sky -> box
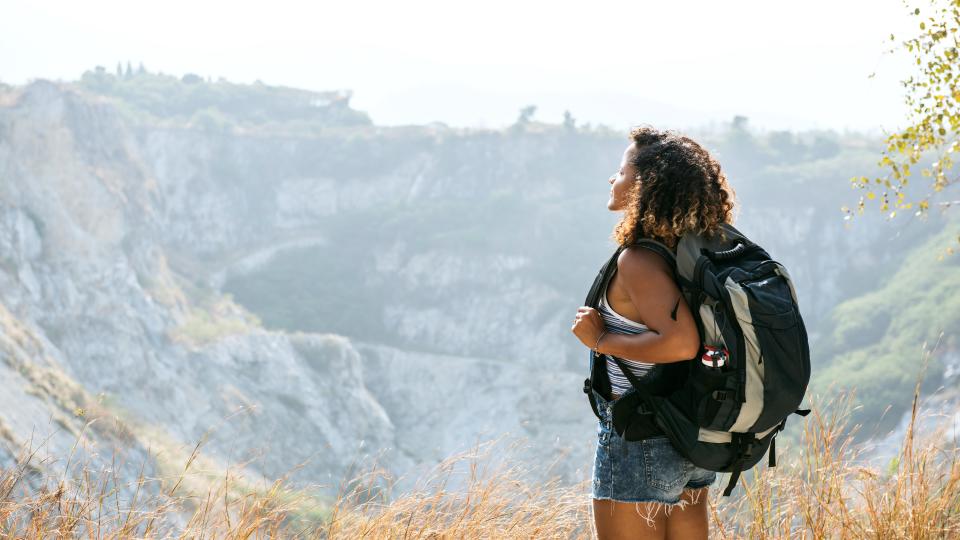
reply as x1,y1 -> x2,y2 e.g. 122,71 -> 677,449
2,0 -> 921,134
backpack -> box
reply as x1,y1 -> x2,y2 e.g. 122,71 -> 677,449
581,223 -> 811,496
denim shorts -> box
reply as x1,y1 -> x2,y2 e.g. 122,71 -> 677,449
592,387 -> 717,504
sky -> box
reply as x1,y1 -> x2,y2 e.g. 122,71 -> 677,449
1,0 -> 922,134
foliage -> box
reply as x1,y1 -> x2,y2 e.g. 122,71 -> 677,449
516,104 -> 537,125
167,294 -> 262,349
809,220 -> 960,437
847,0 -> 960,249
222,218 -> 394,344
78,66 -> 371,132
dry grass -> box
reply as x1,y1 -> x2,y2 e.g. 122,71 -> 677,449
708,335 -> 960,539
708,385 -> 960,539
320,436 -> 593,539
0,429 -> 592,538
0,422 -> 327,539
0,341 -> 958,538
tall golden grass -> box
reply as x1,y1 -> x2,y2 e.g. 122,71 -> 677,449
1,344 -> 957,538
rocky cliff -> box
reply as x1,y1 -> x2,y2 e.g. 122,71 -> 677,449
0,76 -> 952,516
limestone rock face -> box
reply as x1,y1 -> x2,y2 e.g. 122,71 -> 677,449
0,81 -> 395,498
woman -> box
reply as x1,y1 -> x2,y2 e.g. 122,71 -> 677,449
571,125 -> 737,540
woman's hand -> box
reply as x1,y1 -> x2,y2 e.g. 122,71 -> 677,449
571,306 -> 606,350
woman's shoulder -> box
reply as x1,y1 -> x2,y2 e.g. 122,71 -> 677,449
615,244 -> 672,278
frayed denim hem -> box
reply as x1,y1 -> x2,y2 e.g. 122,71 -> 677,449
592,485 -> 709,528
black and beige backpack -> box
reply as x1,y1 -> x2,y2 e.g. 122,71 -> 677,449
582,223 -> 811,496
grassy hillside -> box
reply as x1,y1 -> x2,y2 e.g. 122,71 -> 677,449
810,219 -> 960,437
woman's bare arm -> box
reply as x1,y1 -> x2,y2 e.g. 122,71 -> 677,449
596,247 -> 700,363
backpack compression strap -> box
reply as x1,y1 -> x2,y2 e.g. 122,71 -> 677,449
726,408 -> 811,495
722,432 -> 755,496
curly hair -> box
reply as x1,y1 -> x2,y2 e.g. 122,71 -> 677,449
612,125 -> 737,250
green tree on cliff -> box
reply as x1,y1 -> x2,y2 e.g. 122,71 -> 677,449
849,0 -> 960,255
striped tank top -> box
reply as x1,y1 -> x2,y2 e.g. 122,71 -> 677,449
598,281 -> 655,396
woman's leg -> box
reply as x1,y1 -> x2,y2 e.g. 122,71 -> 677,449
592,498 -> 668,540
664,486 -> 710,540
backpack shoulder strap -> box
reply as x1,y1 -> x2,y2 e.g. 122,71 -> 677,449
583,245 -> 626,308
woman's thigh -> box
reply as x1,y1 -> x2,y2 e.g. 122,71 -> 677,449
665,487 -> 710,540
593,487 -> 710,540
593,498 -> 667,540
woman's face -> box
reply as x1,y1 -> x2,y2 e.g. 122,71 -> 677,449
607,143 -> 640,212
